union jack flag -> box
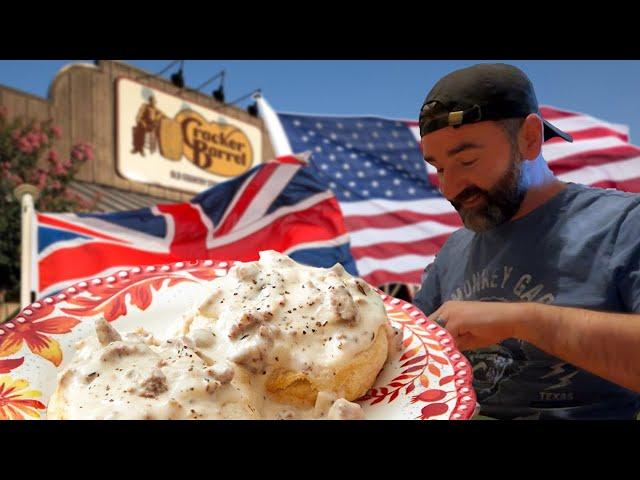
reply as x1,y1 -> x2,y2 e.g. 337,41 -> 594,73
35,155 -> 357,297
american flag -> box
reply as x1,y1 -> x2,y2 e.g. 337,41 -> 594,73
258,98 -> 640,287
35,156 -> 357,297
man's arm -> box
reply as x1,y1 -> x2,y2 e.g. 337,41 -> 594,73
522,303 -> 640,393
432,301 -> 640,392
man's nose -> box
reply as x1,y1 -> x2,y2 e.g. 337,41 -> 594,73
440,169 -> 469,202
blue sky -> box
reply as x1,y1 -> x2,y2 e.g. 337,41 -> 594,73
2,60 -> 640,141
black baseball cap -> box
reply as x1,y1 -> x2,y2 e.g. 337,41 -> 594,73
419,63 -> 573,143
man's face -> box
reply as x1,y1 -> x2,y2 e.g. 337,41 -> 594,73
421,120 -> 527,232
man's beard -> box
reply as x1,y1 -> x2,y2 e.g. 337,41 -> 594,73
450,150 -> 527,233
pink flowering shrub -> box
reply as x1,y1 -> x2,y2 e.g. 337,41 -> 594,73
0,108 -> 98,302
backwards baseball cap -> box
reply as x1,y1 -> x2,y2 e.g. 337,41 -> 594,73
419,63 -> 573,143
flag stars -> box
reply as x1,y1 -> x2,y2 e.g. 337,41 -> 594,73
283,115 -> 432,203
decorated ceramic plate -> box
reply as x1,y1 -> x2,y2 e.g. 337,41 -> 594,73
0,260 -> 476,420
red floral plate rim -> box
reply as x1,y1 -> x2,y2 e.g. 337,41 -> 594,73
1,259 -> 476,420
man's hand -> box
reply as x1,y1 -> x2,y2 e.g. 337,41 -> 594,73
429,300 -> 535,351
429,300 -> 640,393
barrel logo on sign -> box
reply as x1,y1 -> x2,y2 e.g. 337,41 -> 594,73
131,96 -> 254,177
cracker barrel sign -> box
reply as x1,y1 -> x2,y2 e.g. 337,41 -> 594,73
116,77 -> 262,193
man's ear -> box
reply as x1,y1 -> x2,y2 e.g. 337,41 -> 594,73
520,114 -> 544,161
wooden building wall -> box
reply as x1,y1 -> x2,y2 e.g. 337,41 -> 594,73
0,60 -> 275,202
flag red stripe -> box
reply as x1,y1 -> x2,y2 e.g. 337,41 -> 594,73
539,107 -> 581,120
205,198 -> 346,260
548,145 -> 640,176
157,203 -> 208,258
271,155 -> 306,165
363,269 -> 425,287
351,233 -> 451,260
344,210 -> 460,232
590,177 -> 640,193
214,163 -> 278,236
545,127 -> 628,143
37,214 -> 130,244
39,245 -> 175,291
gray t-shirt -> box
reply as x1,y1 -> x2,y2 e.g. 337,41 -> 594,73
413,183 -> 640,419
